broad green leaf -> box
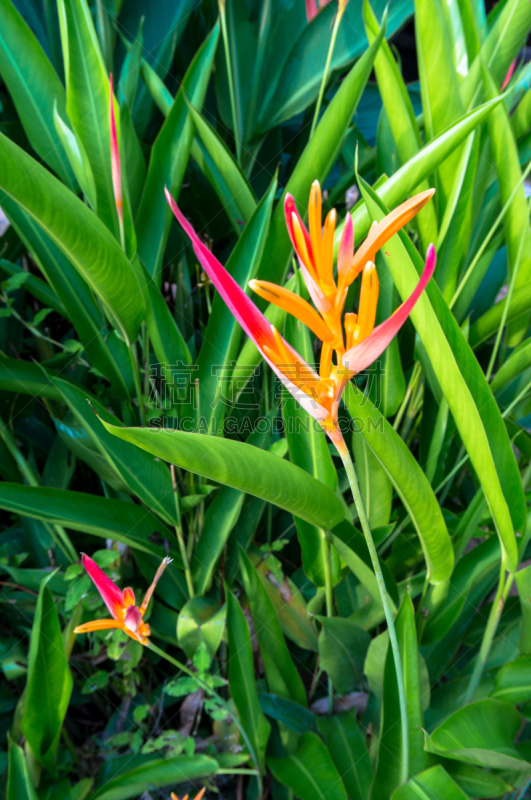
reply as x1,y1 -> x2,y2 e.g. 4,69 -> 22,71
318,618 -> 370,695
53,100 -> 96,208
192,486 -> 244,596
142,265 -> 192,378
7,743 -> 38,800
255,558 -> 319,651
21,576 -> 73,772
0,0 -> 75,188
492,656 -> 531,703
415,0 -> 464,212
57,0 -> 132,246
239,549 -> 307,707
283,310 -> 339,587
1,198 -> 135,396
0,356 -> 63,400
351,431 -> 392,529
89,755 -> 218,800
361,180 -> 523,572
373,595 -> 426,797
187,100 -> 256,227
136,23 -> 219,283
343,383 -> 453,585
97,418 -> 345,531
491,337 -> 531,393
0,483 -> 179,562
483,64 -> 531,345
256,14 -> 387,289
423,699 -> 530,770
195,176 -> 276,431
443,761 -> 510,798
0,134 -> 145,343
52,378 -> 178,525
268,733 -> 349,800
316,714 -> 373,800
226,590 -> 270,773
391,765 -> 471,800
259,694 -> 317,734
177,598 -> 226,661
470,282 -> 531,349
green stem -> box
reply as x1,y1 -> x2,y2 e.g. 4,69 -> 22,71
147,641 -> 262,790
464,555 -> 513,704
219,2 -> 241,165
322,527 -> 334,714
309,6 -> 344,139
170,465 -> 195,598
127,342 -> 146,426
334,429 -> 409,784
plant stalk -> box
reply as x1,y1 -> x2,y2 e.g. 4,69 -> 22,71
322,526 -> 334,713
309,4 -> 345,139
170,464 -> 195,598
127,341 -> 146,426
333,428 -> 409,784
464,555 -> 513,703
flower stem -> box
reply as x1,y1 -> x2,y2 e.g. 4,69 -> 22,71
309,4 -> 344,139
464,554 -> 512,704
127,341 -> 146,427
147,641 -> 262,789
333,429 -> 409,785
219,1 -> 241,165
322,526 -> 334,713
170,464 -> 195,598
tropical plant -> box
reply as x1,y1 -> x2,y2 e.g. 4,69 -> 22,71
0,0 -> 531,798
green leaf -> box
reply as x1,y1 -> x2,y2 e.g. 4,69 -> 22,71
7,743 -> 38,800
136,23 -> 219,283
226,590 -> 270,773
443,761 -> 511,798
318,618 -> 370,695
343,383 -> 453,585
0,483 -> 179,563
516,565 -> 531,655
195,175 -> 276,431
470,282 -> 531,349
57,0 -> 130,244
97,418 -> 345,531
351,430 -> 392,529
52,378 -> 179,525
89,755 -> 218,800
53,100 -> 96,208
492,656 -> 531,703
187,100 -> 256,227
268,732 -> 349,800
391,765 -> 471,800
415,0 -> 464,213
191,486 -> 244,596
360,179 -> 524,572
0,200 -> 135,397
256,13 -> 387,289
316,714 -> 373,800
239,548 -> 307,707
0,0 -> 76,188
0,134 -> 145,343
177,598 -> 226,661
20,576 -> 73,772
283,308 -> 339,587
491,337 -> 531,393
483,64 -> 531,345
259,694 -> 317,734
423,698 -> 530,770
373,595 -> 426,798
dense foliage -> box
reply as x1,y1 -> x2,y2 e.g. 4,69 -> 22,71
1,0 -> 531,798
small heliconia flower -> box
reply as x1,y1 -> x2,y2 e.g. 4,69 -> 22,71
171,788 -> 206,800
306,0 -> 334,22
74,554 -> 171,645
109,74 -> 124,244
166,183 -> 435,437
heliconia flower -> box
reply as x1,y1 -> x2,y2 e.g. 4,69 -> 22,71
166,183 -> 435,434
501,58 -> 517,91
306,0 -> 344,22
171,788 -> 206,800
74,554 -> 171,645
109,74 -> 124,243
